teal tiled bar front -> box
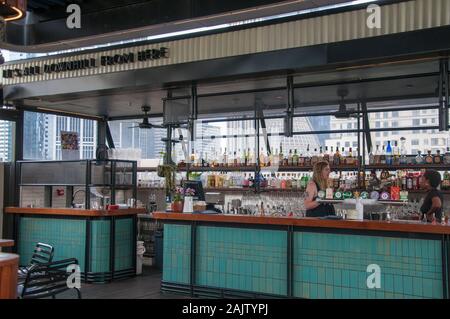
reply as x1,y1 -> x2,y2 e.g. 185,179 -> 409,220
6,207 -> 140,283
156,213 -> 450,299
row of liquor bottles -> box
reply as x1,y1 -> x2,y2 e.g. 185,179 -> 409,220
198,169 -> 450,191
181,145 -> 360,168
179,142 -> 450,169
368,139 -> 450,165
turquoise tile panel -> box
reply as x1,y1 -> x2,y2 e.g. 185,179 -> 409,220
90,220 -> 110,273
194,226 -> 287,296
293,232 -> 443,299
114,218 -> 134,271
162,224 -> 191,284
18,217 -> 86,272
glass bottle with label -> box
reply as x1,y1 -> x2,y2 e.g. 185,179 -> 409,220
393,141 -> 400,165
444,147 -> 450,165
434,150 -> 442,164
293,149 -> 299,166
415,150 -> 424,165
385,141 -> 392,165
400,137 -> 408,164
333,147 -> 340,166
380,145 -> 386,165
288,149 -> 293,166
374,145 -> 380,165
369,147 -> 375,165
425,150 -> 433,164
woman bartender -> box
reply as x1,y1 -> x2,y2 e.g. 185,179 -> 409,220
420,169 -> 444,222
304,161 -> 336,217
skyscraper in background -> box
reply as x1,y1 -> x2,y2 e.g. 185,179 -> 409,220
0,121 -> 13,161
108,120 -> 165,159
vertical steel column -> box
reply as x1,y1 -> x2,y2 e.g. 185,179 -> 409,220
439,59 -> 449,131
255,101 -> 260,193
286,225 -> 293,297
285,76 -> 294,138
190,221 -> 197,296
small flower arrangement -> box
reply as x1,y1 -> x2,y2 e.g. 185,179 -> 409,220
173,187 -> 195,202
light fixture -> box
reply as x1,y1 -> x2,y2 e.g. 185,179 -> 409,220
0,0 -> 26,22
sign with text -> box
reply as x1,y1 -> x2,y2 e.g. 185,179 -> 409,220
2,47 -> 169,79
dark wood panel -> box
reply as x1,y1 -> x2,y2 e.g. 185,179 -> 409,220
153,212 -> 450,235
5,207 -> 146,217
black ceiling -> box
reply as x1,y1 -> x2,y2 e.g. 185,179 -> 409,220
3,0 -> 407,52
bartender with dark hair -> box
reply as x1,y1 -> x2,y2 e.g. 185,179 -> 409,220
420,169 -> 444,222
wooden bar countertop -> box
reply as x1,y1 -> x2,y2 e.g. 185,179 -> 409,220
153,212 -> 450,235
5,207 -> 146,217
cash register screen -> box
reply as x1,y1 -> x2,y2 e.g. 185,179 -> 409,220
183,180 -> 205,201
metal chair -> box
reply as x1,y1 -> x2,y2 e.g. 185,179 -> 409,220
17,258 -> 82,299
18,242 -> 54,282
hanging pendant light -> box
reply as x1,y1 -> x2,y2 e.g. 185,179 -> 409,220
0,0 -> 27,22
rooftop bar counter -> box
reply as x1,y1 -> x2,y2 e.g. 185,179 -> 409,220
5,207 -> 145,283
154,212 -> 450,299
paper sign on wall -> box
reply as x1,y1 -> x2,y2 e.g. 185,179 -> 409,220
61,131 -> 80,160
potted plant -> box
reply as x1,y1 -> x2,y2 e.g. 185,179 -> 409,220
171,187 -> 184,213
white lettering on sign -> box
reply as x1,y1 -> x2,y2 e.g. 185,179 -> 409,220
366,264 -> 381,289
66,4 -> 81,29
366,4 -> 381,29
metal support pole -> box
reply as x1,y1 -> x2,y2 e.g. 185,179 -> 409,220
285,76 -> 294,138
439,59 -> 449,131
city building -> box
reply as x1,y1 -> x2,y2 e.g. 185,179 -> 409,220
325,109 -> 450,156
0,120 -> 13,161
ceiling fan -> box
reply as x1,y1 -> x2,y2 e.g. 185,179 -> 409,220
334,88 -> 358,119
130,105 -> 165,129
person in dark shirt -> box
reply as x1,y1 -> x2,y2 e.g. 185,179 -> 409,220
419,170 -> 444,222
304,161 -> 335,217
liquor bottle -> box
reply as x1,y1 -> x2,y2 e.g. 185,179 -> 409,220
434,150 -> 442,164
293,149 -> 299,166
268,148 -> 274,167
374,145 -> 380,165
406,173 -> 413,190
311,148 -> 319,165
415,150 -> 424,164
369,147 -> 375,165
333,146 -> 341,166
393,141 -> 400,165
259,148 -> 265,167
386,141 -> 393,165
249,148 -> 255,166
288,149 -> 293,166
323,146 -> 330,163
227,150 -> 234,167
203,152 -> 209,167
280,173 -> 287,189
444,147 -> 450,165
442,171 -> 450,190
425,150 -> 433,164
222,148 -> 227,167
400,137 -> 408,164
380,145 -> 386,165
273,149 -> 279,166
347,147 -> 354,165
283,151 -> 289,167
341,147 -> 346,165
234,150 -> 239,167
190,148 -> 196,165
305,145 -> 311,167
264,150 -> 270,167
319,146 -> 324,160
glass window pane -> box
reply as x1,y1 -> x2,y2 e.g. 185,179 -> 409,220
108,118 -> 166,163
24,111 -> 97,160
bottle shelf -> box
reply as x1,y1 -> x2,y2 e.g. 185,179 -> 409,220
365,164 -> 450,170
